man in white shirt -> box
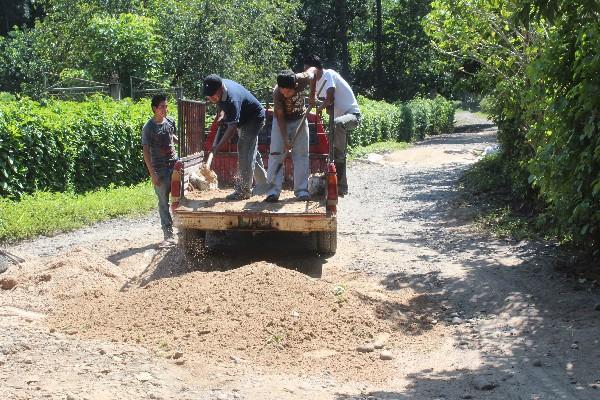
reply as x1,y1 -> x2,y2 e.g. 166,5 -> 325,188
304,55 -> 361,196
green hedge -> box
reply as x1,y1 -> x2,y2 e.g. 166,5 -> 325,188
351,95 -> 455,149
0,94 -> 455,199
0,95 -> 151,198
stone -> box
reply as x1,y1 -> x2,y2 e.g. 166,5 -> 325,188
473,376 -> 498,391
136,372 -> 153,382
594,303 -> 600,311
380,350 -> 394,360
0,277 -> 17,290
532,360 -> 543,367
357,343 -> 375,353
452,317 -> 463,325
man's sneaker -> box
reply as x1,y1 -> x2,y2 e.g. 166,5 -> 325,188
226,191 -> 251,200
264,194 -> 279,203
296,194 -> 310,201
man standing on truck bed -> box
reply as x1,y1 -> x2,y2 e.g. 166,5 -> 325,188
304,55 -> 361,196
264,69 -> 317,202
141,93 -> 178,243
203,74 -> 268,200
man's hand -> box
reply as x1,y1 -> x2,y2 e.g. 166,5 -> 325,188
151,172 -> 161,187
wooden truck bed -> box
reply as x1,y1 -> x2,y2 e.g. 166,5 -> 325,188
174,189 -> 335,232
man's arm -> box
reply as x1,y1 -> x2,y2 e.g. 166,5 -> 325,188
274,108 -> 290,153
318,87 -> 335,114
212,123 -> 238,153
143,144 -> 160,186
303,67 -> 318,108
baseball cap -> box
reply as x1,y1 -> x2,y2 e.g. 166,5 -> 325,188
203,74 -> 223,97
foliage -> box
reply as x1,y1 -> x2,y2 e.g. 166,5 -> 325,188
0,181 -> 156,242
524,2 -> 600,249
425,0 -> 543,202
351,95 -> 455,149
0,0 -> 302,99
348,140 -> 410,160
428,0 -> 600,252
0,95 -> 151,198
151,0 -> 302,97
80,13 -> 163,94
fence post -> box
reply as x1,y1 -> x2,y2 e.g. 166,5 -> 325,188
109,82 -> 122,101
174,87 -> 183,100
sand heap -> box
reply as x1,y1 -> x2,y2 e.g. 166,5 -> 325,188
189,163 -> 218,191
49,262 -> 440,381
1,247 -> 126,313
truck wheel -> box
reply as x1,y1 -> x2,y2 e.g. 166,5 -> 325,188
316,230 -> 337,256
179,228 -> 206,260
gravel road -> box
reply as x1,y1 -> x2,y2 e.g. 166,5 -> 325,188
1,111 -> 599,400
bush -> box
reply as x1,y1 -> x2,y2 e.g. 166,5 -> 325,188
0,95 -> 151,198
351,95 -> 455,149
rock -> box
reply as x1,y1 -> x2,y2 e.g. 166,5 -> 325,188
594,303 -> 600,311
136,372 -> 153,382
174,359 -> 186,365
532,360 -> 543,367
452,317 -> 463,325
450,312 -> 460,318
571,343 -> 579,350
172,351 -> 184,360
473,376 -> 498,391
230,355 -> 246,364
357,343 -> 375,353
373,333 -> 389,349
380,350 -> 394,360
0,277 -> 17,290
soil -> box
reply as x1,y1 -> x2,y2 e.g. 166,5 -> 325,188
1,110 -> 599,400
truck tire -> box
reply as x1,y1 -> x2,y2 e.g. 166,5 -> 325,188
179,228 -> 206,260
316,230 -> 337,256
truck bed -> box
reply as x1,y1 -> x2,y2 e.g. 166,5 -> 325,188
174,189 -> 334,232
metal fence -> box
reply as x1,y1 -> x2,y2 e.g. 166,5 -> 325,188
130,76 -> 183,101
44,73 -> 118,100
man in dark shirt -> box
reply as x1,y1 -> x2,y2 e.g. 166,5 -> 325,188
141,93 -> 178,242
203,74 -> 267,200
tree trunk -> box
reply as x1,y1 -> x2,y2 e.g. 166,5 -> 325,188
335,0 -> 351,78
375,0 -> 384,98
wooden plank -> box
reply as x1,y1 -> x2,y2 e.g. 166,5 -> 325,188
174,212 -> 336,232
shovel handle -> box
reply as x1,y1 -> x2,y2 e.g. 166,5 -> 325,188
206,152 -> 214,169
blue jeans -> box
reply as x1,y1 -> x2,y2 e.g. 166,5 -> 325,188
267,116 -> 309,198
154,167 -> 173,238
236,118 -> 267,194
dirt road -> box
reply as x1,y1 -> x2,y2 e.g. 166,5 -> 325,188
2,111 -> 599,400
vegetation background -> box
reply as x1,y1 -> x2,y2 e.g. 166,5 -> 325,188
1,0 -> 599,259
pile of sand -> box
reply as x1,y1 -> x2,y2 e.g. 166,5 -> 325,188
49,261 -> 441,381
1,248 -> 126,313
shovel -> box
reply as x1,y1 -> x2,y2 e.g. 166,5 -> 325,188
254,79 -> 327,195
199,125 -> 221,186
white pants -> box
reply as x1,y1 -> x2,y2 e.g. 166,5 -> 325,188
266,117 -> 310,197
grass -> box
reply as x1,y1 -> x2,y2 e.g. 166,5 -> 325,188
0,181 -> 156,242
348,140 -> 411,160
459,153 -> 542,241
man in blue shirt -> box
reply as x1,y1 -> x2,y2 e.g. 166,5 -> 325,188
203,74 -> 267,200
